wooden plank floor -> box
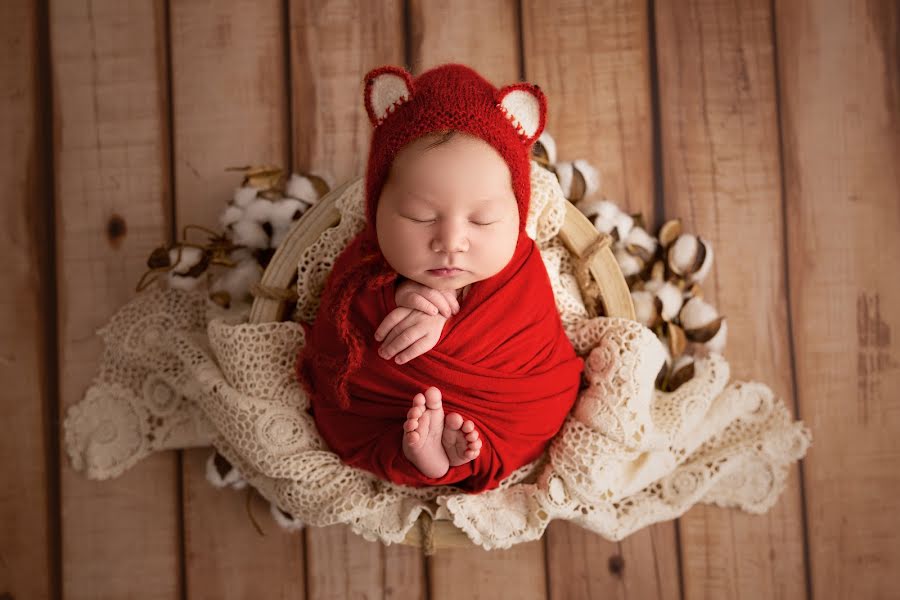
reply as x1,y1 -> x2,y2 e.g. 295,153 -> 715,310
2,0 -> 897,598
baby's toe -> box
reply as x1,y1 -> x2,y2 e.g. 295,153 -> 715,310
408,405 -> 424,419
412,393 -> 425,406
406,430 -> 420,445
461,420 -> 475,434
423,386 -> 442,406
445,412 -> 463,430
404,418 -> 418,432
465,430 -> 479,442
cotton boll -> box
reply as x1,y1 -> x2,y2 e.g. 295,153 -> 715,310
231,219 -> 269,249
210,256 -> 263,304
577,198 -> 622,238
285,174 -> 320,204
243,197 -> 276,222
623,225 -> 658,257
233,186 -> 258,207
573,159 -> 601,198
166,246 -> 207,291
576,197 -> 620,223
644,279 -> 684,322
555,162 -> 575,198
614,247 -> 643,278
269,198 -> 307,230
610,211 -> 634,240
268,198 -> 310,248
270,502 -> 305,531
631,290 -> 660,328
220,205 -> 244,229
534,131 -> 557,164
168,246 -> 205,275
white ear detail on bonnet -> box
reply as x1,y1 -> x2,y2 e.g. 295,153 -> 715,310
363,66 -> 414,127
496,83 -> 547,146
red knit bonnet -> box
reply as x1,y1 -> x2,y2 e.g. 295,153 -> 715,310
362,63 -> 547,243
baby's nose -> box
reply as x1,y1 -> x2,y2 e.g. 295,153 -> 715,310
433,221 -> 469,252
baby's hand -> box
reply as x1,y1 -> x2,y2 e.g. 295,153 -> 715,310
396,279 -> 460,318
374,306 -> 448,365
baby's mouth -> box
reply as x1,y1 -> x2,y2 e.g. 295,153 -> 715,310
427,267 -> 464,276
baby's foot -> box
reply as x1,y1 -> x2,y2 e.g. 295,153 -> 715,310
442,412 -> 482,467
402,387 -> 450,479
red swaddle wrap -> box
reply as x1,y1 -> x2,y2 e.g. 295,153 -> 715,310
295,62 -> 584,493
297,229 -> 584,492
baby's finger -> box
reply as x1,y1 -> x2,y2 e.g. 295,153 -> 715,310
417,289 -> 452,317
381,325 -> 425,359
374,307 -> 412,341
439,289 -> 461,314
380,311 -> 418,350
392,335 -> 434,365
409,293 -> 441,316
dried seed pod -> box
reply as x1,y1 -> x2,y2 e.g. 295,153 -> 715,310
147,246 -> 171,269
555,160 -> 601,202
667,354 -> 695,391
650,259 -> 666,283
680,297 -> 727,352
209,290 -> 231,308
242,166 -> 285,191
664,321 -> 688,359
573,159 -> 600,199
623,226 -> 658,264
655,361 -> 668,390
658,218 -> 682,248
531,130 -> 557,165
667,233 -> 713,284
167,246 -> 209,291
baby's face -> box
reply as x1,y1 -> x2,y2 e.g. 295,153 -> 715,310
375,133 -> 520,292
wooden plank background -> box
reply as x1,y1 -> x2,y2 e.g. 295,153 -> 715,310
1,0 -> 897,598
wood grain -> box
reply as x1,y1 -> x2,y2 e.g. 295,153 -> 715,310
168,0 -> 304,597
655,0 -> 809,597
522,1 -> 679,598
0,1 -> 53,597
288,1 -> 428,598
50,1 -> 180,597
776,0 -> 900,597
522,0 -> 655,213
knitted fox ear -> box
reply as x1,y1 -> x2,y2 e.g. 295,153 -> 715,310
496,83 -> 547,146
363,66 -> 414,127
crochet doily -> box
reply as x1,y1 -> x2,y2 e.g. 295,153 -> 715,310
63,162 -> 812,550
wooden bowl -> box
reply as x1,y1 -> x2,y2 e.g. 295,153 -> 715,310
249,176 -> 635,553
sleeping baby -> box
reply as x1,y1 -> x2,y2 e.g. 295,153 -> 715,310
296,63 -> 584,493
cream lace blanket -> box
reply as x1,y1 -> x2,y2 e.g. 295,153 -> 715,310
63,163 -> 812,550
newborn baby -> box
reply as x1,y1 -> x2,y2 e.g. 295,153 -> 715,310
372,129 -> 521,478
296,63 -> 584,493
